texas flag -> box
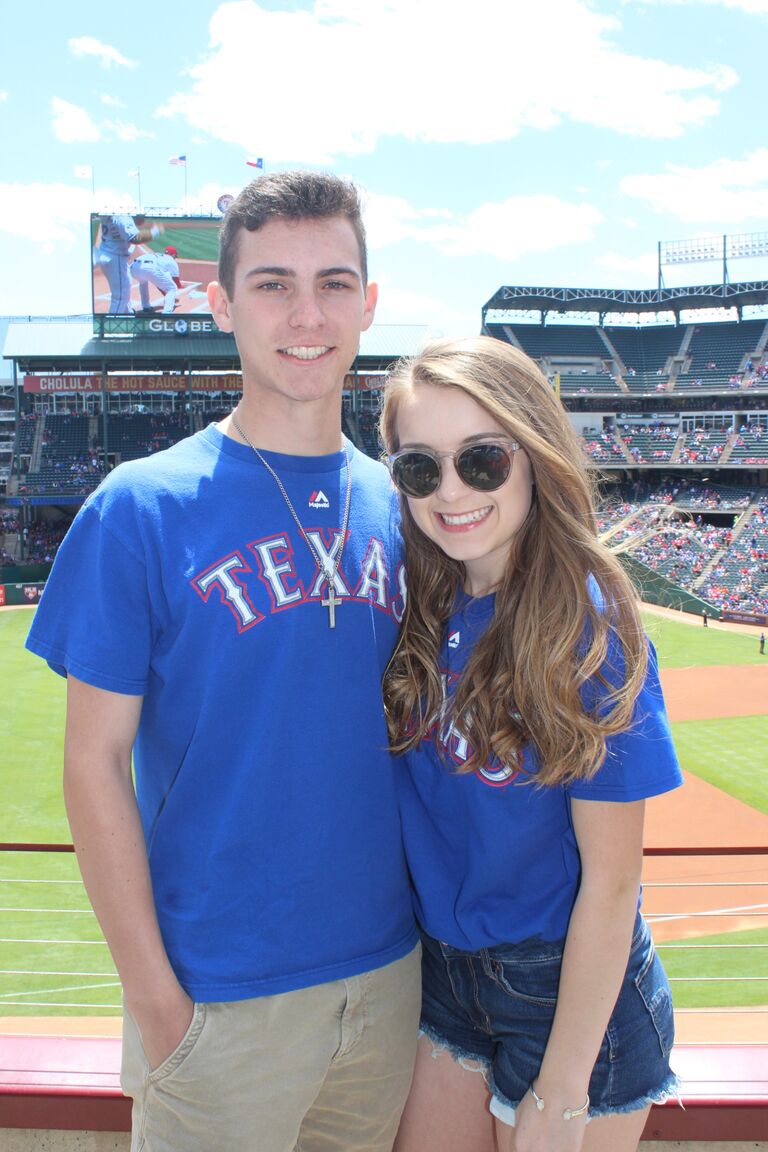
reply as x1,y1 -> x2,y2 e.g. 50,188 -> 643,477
169,154 -> 187,166
246,157 -> 264,169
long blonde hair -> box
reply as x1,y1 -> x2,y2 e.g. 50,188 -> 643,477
380,336 -> 648,786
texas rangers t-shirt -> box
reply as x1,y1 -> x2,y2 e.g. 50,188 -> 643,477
396,589 -> 683,951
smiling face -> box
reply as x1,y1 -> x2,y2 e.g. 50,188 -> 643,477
208,214 -> 377,427
394,382 -> 535,596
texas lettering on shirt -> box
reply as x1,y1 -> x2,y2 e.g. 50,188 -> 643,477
425,670 -> 525,788
191,527 -> 406,631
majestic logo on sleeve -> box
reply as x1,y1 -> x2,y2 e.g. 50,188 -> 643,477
191,528 -> 402,630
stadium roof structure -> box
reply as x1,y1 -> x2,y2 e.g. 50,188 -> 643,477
482,280 -> 768,325
1,319 -> 432,374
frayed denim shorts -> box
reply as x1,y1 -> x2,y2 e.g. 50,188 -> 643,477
420,912 -> 678,1121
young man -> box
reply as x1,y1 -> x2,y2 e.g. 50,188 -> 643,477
27,172 -> 419,1152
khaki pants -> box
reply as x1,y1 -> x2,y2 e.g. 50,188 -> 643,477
121,945 -> 421,1152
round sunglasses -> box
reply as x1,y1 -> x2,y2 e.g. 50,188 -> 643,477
388,439 -> 520,499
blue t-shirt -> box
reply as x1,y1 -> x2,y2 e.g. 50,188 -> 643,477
397,590 -> 683,951
27,426 -> 416,1001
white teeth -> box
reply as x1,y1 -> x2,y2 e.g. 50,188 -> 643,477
280,346 -> 330,360
441,508 -> 490,526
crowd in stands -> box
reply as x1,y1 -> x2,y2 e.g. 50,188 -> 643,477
0,509 -> 19,565
647,481 -> 754,508
0,513 -> 69,566
355,409 -> 380,458
582,430 -> 626,462
592,482 -> 767,614
679,428 -> 728,464
22,520 -> 70,564
629,524 -> 733,584
698,498 -> 768,616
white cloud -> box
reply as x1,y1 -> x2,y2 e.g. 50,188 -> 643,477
371,272 -> 480,337
51,97 -> 101,143
68,36 -> 138,69
620,148 -> 768,224
0,91 -> 7,103
100,93 -> 126,107
595,251 -> 660,284
104,119 -> 155,142
156,0 -> 736,162
0,182 -> 93,247
364,190 -> 602,264
363,193 -> 443,248
433,196 -> 602,261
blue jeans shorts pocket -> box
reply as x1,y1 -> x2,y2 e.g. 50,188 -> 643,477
633,943 -> 675,1061
484,940 -> 561,1009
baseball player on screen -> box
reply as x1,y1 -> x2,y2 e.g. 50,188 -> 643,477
131,246 -> 182,314
94,214 -> 164,314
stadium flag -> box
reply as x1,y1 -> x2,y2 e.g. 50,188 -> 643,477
169,154 -> 187,166
246,157 -> 264,169
74,165 -> 93,179
128,168 -> 142,209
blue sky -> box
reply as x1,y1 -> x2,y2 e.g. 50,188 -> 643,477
1,0 -> 767,334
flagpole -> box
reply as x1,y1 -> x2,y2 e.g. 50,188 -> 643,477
137,168 -> 142,209
184,162 -> 188,213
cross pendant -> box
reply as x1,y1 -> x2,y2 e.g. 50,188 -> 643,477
322,583 -> 340,628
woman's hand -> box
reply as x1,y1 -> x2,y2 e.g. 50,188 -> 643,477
507,1085 -> 589,1152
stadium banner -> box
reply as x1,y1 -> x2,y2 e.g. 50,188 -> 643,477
343,373 -> 386,390
24,374 -> 242,393
721,610 -> 768,627
0,583 -> 44,607
24,375 -> 100,392
95,316 -> 225,336
91,213 -> 220,318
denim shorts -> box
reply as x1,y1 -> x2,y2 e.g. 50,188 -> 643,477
420,913 -> 678,1120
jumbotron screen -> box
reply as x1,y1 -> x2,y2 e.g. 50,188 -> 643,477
90,213 -> 221,317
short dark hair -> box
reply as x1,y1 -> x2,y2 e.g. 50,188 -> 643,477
217,170 -> 368,297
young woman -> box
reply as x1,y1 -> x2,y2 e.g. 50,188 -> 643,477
380,337 -> 682,1152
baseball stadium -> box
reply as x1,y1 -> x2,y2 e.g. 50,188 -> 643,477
1,224 -> 767,1149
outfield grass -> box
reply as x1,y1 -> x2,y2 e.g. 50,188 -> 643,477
657,926 -> 768,1009
671,715 -> 768,815
1,609 -> 68,842
0,851 -> 119,1015
2,605 -> 765,1014
641,610 -> 765,668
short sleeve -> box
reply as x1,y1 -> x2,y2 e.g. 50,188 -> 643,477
25,488 -> 153,695
569,639 -> 683,802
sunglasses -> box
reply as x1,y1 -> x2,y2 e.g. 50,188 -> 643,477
388,439 -> 520,499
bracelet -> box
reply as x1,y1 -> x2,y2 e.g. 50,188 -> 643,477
530,1083 -> 590,1121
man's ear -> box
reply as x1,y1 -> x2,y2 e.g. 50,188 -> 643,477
208,281 -> 234,332
361,281 -> 378,332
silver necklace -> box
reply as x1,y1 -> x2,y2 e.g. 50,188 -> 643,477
231,410 -> 352,628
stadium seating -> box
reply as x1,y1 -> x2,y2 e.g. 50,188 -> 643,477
510,324 -> 607,359
727,422 -> 768,466
686,318 -> 767,376
107,413 -> 189,462
603,325 -> 685,375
